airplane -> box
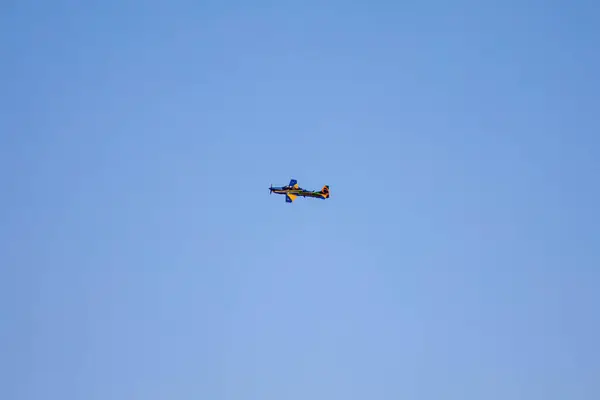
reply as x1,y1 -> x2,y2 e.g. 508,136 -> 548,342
269,179 -> 330,203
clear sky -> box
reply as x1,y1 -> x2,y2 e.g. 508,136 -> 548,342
2,1 -> 599,399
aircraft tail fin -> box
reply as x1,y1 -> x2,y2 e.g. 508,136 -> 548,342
321,185 -> 330,198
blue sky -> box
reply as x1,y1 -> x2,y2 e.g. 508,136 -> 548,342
1,1 -> 599,399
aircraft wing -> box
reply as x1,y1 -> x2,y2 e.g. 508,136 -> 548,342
286,193 -> 297,203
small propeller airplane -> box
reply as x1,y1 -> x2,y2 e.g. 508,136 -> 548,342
269,179 -> 330,203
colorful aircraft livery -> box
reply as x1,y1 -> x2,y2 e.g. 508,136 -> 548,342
269,179 -> 330,203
